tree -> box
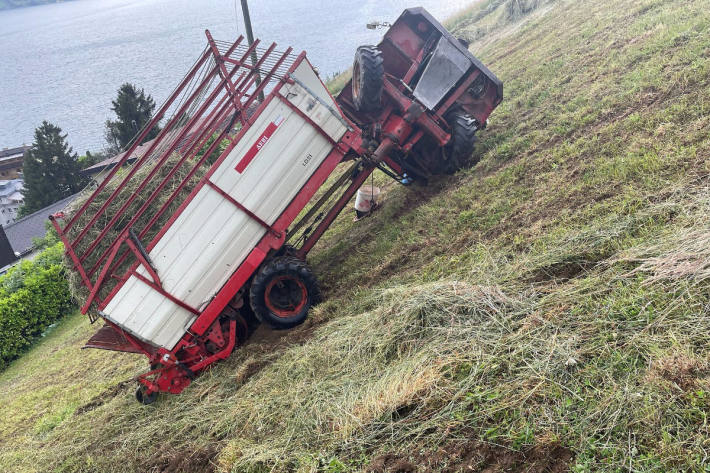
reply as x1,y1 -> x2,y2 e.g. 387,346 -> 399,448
19,121 -> 85,217
77,149 -> 107,170
105,83 -> 161,152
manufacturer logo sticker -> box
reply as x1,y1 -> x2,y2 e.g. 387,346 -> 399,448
235,116 -> 284,173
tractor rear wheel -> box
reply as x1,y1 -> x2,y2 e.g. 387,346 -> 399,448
437,111 -> 478,175
249,256 -> 321,330
352,46 -> 384,113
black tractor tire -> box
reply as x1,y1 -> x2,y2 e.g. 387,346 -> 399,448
352,46 -> 384,113
249,256 -> 321,330
437,111 -> 478,175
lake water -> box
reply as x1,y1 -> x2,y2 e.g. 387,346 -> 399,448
0,0 -> 471,153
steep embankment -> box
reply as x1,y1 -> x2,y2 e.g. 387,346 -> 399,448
1,0 -> 709,471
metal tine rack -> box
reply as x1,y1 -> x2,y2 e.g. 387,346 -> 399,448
52,31 -> 299,313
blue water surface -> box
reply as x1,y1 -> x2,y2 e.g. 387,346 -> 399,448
0,0 -> 470,152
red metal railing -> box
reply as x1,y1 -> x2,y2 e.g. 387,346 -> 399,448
52,30 -> 300,314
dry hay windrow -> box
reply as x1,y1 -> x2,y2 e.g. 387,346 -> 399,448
624,228 -> 710,285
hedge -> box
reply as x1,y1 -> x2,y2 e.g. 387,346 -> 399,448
0,243 -> 74,370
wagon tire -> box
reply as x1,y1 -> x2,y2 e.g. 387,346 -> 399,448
135,385 -> 157,405
352,46 -> 384,113
437,111 -> 478,175
249,256 -> 321,330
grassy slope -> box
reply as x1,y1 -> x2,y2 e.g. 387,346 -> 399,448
2,0 -> 710,471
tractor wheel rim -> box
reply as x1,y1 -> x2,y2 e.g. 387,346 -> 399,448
264,275 -> 308,318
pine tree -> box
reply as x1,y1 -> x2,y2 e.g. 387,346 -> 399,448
19,121 -> 85,217
105,83 -> 161,152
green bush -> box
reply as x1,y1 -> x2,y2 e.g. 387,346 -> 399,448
0,242 -> 74,369
0,242 -> 63,297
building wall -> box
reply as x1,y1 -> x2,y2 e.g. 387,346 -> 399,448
0,180 -> 24,227
0,157 -> 23,179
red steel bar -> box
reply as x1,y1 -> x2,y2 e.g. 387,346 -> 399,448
97,96 -> 239,283
221,43 -> 281,127
81,237 -> 123,313
296,164 -> 376,258
237,47 -> 294,119
207,31 -> 276,115
77,42 -> 250,267
64,46 -> 216,233
132,272 -> 200,315
86,90 -> 235,278
50,215 -> 93,290
232,42 -> 276,94
230,42 -> 278,124
205,180 -> 281,237
124,238 -> 162,287
383,79 -> 450,146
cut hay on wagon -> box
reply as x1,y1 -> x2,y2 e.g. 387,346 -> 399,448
63,137 -> 228,308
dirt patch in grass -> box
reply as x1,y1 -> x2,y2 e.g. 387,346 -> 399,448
368,437 -> 573,473
528,260 -> 597,283
650,354 -> 708,391
245,319 -> 319,349
146,444 -> 218,473
74,380 -> 132,415
230,320 -> 321,387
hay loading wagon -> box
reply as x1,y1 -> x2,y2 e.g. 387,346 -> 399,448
51,8 -> 502,403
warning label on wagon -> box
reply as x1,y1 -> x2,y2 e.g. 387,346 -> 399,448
235,116 -> 285,173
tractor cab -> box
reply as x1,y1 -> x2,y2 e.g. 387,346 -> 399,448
336,7 -> 503,178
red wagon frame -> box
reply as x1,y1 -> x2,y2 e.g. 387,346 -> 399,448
51,31 -> 364,395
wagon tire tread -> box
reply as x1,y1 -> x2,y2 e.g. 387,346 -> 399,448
249,256 -> 320,329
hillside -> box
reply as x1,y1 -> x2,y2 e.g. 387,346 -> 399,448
1,0 -> 709,471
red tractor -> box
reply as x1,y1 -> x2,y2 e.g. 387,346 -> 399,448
292,7 -> 503,256
342,8 -> 502,175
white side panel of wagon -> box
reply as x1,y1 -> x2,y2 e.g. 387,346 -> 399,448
104,60 -> 347,349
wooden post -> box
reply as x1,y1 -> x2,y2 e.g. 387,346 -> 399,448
240,0 -> 264,102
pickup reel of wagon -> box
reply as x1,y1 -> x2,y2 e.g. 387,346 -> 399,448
50,8 -> 502,404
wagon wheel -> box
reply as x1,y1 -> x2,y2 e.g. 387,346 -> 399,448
249,256 -> 321,329
432,111 -> 479,175
135,385 -> 158,405
352,45 -> 384,113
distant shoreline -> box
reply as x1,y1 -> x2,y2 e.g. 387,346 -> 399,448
0,0 -> 77,11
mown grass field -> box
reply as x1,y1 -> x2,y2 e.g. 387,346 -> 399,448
2,0 -> 710,471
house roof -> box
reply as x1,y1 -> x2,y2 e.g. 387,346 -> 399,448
0,179 -> 23,198
81,143 -> 147,175
82,115 -> 229,176
4,194 -> 79,256
0,145 -> 29,162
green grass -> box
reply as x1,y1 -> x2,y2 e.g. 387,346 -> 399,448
2,0 -> 710,471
